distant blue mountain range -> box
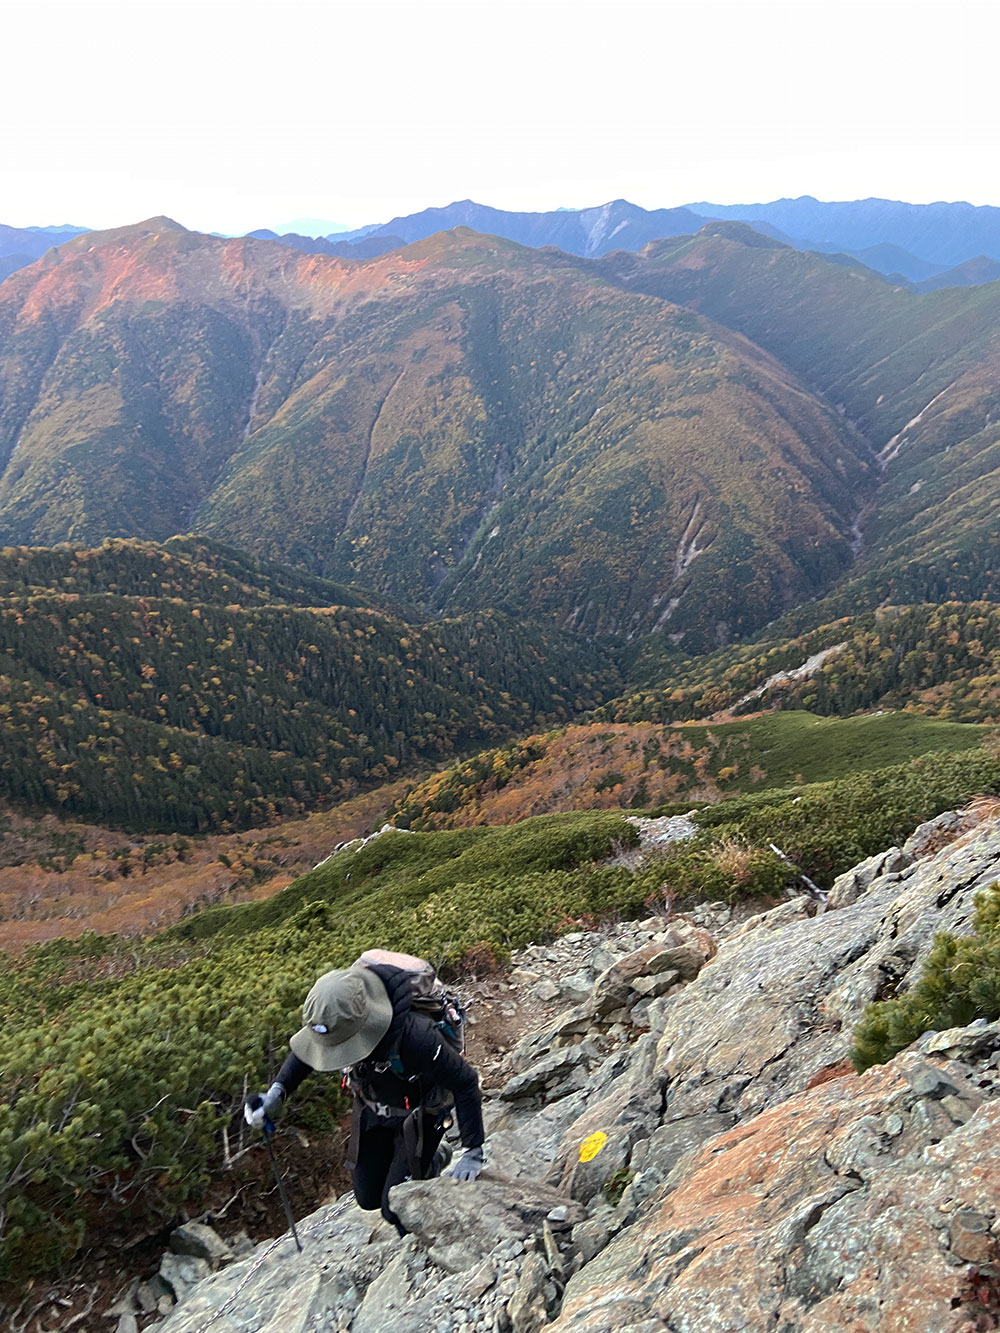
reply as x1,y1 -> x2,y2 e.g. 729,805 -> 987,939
691,196 -> 1000,269
258,196 -> 1000,287
5,198 -> 1000,293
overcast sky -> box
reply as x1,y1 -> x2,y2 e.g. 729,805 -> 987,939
4,0 -> 998,234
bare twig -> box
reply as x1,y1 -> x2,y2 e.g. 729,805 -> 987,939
61,1288 -> 97,1330
223,1141 -> 262,1168
194,1186 -> 245,1223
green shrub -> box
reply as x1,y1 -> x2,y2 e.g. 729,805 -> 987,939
603,1167 -> 635,1206
0,810 -> 637,1280
852,883 -> 1000,1073
694,747 -> 1000,889
5,742 -> 1000,1282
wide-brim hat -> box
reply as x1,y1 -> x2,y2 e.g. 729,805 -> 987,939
289,966 -> 393,1071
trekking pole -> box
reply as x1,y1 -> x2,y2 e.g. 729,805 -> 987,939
245,1095 -> 304,1253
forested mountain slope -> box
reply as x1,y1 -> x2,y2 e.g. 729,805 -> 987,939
0,534 -> 373,607
0,219 -> 872,647
0,538 -> 618,831
389,711 -> 989,830
4,218 -> 1000,647
600,223 -> 1000,611
608,603 -> 1000,726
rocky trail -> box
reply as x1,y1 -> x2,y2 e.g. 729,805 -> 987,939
72,802 -> 1000,1333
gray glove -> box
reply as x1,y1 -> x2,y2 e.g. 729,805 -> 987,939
449,1145 -> 485,1182
244,1081 -> 285,1130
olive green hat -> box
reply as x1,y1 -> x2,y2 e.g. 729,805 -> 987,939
289,966 -> 393,1071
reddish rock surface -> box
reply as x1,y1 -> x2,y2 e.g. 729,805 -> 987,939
549,1051 -> 1000,1332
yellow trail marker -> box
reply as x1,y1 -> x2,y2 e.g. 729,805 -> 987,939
578,1131 -> 608,1163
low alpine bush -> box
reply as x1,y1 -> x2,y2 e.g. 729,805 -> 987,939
852,882 -> 1000,1072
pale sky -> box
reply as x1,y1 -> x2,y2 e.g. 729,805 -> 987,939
3,0 -> 999,234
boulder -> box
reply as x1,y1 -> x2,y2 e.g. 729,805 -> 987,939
533,978 -> 562,1003
560,971 -> 596,1004
169,1221 -> 232,1269
136,1276 -> 172,1314
588,939 -> 705,1019
511,968 -> 543,985
629,969 -> 679,998
389,1176 -> 586,1273
500,1040 -> 600,1102
502,1005 -> 592,1077
920,1017 -> 1000,1061
828,846 -> 913,909
589,945 -> 619,973
158,1253 -> 210,1303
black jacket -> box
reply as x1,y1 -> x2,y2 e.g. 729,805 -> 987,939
276,964 -> 484,1149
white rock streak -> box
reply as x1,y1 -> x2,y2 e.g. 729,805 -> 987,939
736,641 -> 848,709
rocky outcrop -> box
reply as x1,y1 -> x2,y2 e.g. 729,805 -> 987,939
549,1035 -> 1000,1332
152,809 -> 1000,1333
653,812 -> 1000,1139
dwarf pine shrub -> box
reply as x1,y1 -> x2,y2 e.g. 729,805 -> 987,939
4,743 -> 1000,1282
852,882 -> 1000,1073
0,811 -> 638,1280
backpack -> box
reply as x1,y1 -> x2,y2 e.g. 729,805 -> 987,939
347,949 -> 467,1116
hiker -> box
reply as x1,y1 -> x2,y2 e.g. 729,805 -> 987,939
245,949 -> 486,1234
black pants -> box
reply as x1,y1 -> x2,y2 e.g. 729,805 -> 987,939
352,1106 -> 445,1234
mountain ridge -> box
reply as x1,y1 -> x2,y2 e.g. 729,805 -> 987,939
0,222 -> 874,648
690,193 -> 1000,266
333,197 -> 708,257
235,194 -> 1000,280
596,224 -> 1000,618
8,197 -> 1000,292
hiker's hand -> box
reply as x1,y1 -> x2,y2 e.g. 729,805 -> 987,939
450,1145 -> 485,1182
244,1082 -> 284,1130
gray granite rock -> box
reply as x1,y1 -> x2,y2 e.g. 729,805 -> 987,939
828,847 -> 913,909
500,1041 -> 599,1102
507,1251 -> 549,1332
137,1276 -> 172,1314
629,970 -> 679,998
560,971 -> 595,1004
548,1052 -> 1000,1332
157,1199 -> 382,1332
389,1176 -> 586,1273
159,1253 -> 211,1303
169,1221 -> 232,1268
653,820 -> 1000,1134
554,1034 -> 664,1204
